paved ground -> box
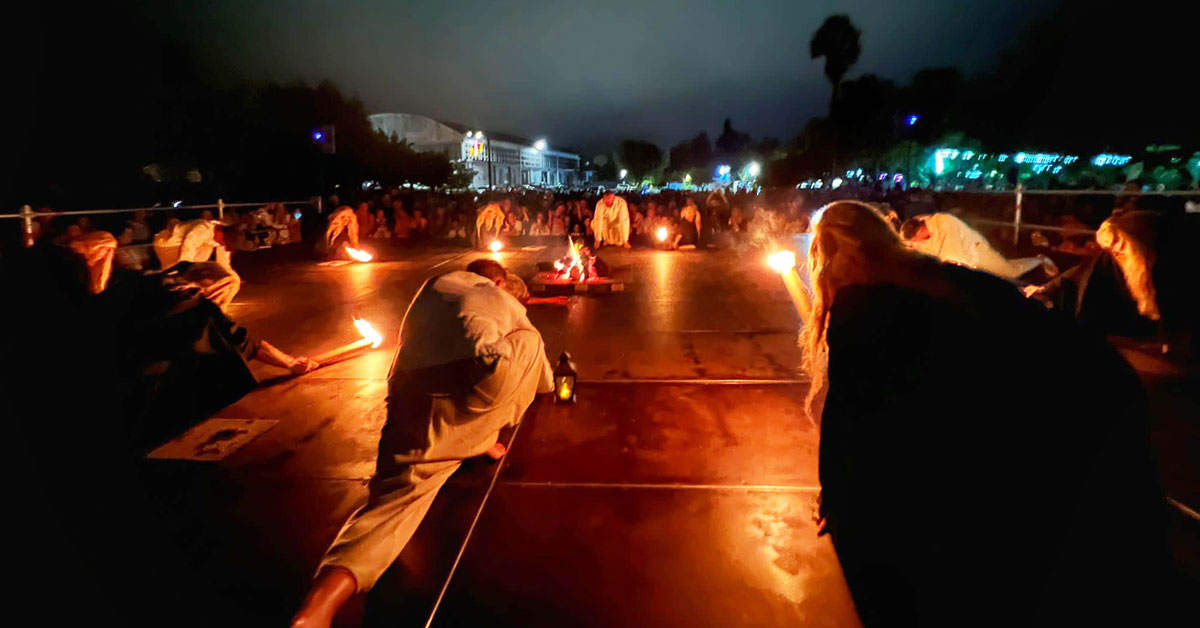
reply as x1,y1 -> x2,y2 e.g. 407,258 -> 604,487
136,240 -> 1198,626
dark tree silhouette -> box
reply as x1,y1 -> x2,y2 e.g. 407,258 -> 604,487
715,119 -> 752,159
810,14 -> 862,114
902,67 -> 965,142
669,132 -> 713,171
617,140 -> 664,182
833,74 -> 899,161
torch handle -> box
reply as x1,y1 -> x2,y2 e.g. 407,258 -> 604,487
312,337 -> 374,364
781,269 -> 812,320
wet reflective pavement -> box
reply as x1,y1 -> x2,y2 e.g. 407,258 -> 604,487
137,241 -> 1198,626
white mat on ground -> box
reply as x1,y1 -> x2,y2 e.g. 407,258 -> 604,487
147,418 -> 278,461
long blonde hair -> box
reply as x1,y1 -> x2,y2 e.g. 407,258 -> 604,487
1096,211 -> 1159,321
800,201 -> 925,421
68,230 -> 118,294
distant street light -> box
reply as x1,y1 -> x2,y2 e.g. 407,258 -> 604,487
533,139 -> 547,151
906,114 -> 920,126
747,162 -> 761,178
619,169 -> 628,179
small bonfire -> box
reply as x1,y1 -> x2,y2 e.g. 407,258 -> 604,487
531,237 -> 622,294
551,237 -> 599,282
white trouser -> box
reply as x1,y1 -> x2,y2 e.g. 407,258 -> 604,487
318,328 -> 548,592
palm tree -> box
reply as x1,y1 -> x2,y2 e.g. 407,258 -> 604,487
810,14 -> 862,114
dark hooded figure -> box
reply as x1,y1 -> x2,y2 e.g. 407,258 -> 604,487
33,234 -> 319,449
1032,210 -> 1199,360
802,202 -> 1176,626
1094,210 -> 1199,359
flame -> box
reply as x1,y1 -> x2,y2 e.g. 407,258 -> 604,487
345,246 -> 373,262
550,236 -> 595,283
353,317 -> 384,348
656,226 -> 669,242
767,250 -> 796,273
557,380 -> 573,400
568,237 -> 582,268
489,240 -> 503,253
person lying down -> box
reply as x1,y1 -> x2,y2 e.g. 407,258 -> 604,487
900,213 -> 1057,280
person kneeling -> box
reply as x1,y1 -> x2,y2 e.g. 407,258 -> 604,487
65,231 -> 317,449
292,259 -> 553,628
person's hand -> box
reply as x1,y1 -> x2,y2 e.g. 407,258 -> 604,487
290,357 -> 320,374
1022,285 -> 1044,298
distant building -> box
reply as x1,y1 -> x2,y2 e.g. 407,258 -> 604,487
369,113 -> 582,189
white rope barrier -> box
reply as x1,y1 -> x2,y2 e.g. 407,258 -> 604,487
3,200 -> 316,247
0,199 -> 313,219
967,217 -> 1097,236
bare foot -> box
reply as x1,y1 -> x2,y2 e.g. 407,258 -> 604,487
484,442 -> 507,460
291,567 -> 356,628
290,612 -> 331,628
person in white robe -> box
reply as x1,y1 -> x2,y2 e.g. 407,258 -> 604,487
152,218 -> 241,309
900,213 -> 1055,280
292,259 -> 553,628
592,191 -> 630,247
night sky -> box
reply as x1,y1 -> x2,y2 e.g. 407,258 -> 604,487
18,0 -> 1196,163
136,0 -> 1058,154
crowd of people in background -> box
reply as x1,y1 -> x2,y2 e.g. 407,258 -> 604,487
17,180 -> 1186,265
10,182 -> 1196,361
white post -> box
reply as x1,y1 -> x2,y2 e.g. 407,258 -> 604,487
217,198 -> 225,222
21,205 -> 35,247
1012,184 -> 1023,245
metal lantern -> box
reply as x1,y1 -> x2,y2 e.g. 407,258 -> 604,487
554,351 -> 577,404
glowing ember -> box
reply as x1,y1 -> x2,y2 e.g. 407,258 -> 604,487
767,250 -> 796,273
551,236 -> 597,283
489,240 -> 503,253
353,318 -> 384,348
345,246 -> 373,262
655,226 -> 669,242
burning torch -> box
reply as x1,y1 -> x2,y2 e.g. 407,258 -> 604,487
768,250 -> 811,320
344,245 -> 374,262
312,317 -> 384,365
